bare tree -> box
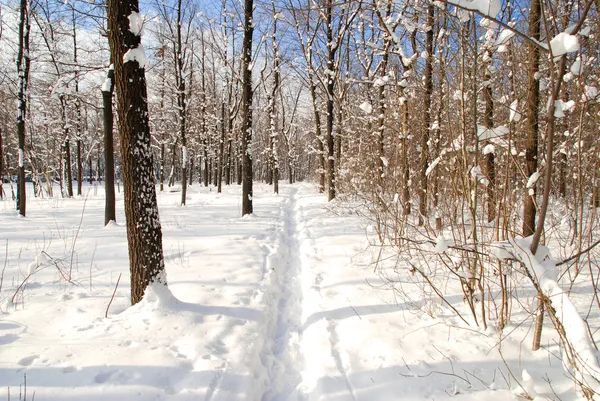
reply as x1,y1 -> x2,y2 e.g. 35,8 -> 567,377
16,0 -> 32,216
241,0 -> 254,216
107,0 -> 167,304
102,64 -> 116,225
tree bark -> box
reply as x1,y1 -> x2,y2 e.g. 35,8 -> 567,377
107,0 -> 167,305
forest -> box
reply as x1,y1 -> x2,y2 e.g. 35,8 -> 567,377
0,0 -> 600,398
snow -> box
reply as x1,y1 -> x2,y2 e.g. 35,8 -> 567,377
526,171 -> 541,188
494,237 -> 600,386
570,55 -> 586,76
509,99 -> 521,122
123,45 -> 148,69
359,101 -> 372,114
425,156 -> 441,177
18,148 -> 24,167
182,146 -> 189,165
583,86 -> 598,102
477,124 -> 509,140
495,29 -> 515,46
128,12 -> 143,36
1,182 -> 599,400
449,0 -> 501,18
101,77 -> 112,93
554,99 -> 575,118
482,144 -> 495,155
433,235 -> 449,253
549,32 -> 580,56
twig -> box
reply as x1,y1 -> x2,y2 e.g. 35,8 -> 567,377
1,240 -> 8,294
69,190 -> 90,279
105,273 -> 122,318
556,238 -> 600,268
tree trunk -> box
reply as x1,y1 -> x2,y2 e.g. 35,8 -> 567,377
525,0 -> 542,351
325,0 -> 336,201
77,139 -> 83,195
108,0 -> 167,305
73,11 -> 83,197
241,0 -> 255,216
175,0 -> 188,206
0,127 -> 4,200
418,3 -> 434,226
103,66 -> 116,225
16,0 -> 31,216
168,141 -> 177,187
63,124 -> 73,198
483,49 -> 496,223
218,100 -> 225,193
225,139 -> 232,186
523,0 -> 541,238
160,141 -> 165,191
270,0 -> 280,195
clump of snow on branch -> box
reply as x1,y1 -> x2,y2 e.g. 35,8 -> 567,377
495,29 -> 515,46
526,171 -> 540,188
359,101 -> 373,114
509,99 -> 521,122
554,99 -> 575,118
583,86 -> 598,102
570,54 -> 586,76
426,156 -> 441,177
449,0 -> 501,18
477,125 -> 509,140
549,32 -> 579,56
433,235 -> 449,253
482,144 -> 495,155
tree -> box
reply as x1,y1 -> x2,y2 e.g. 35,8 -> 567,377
16,0 -> 32,216
241,0 -> 254,216
418,1 -> 435,226
523,0 -> 541,238
107,0 -> 167,304
102,64 -> 116,225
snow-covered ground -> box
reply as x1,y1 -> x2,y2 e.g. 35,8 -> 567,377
0,182 -> 596,400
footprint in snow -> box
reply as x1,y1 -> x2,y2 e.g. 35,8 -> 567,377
62,365 -> 77,373
94,370 -> 115,383
18,355 -> 39,367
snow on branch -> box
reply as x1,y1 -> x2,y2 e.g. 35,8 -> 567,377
492,237 -> 600,385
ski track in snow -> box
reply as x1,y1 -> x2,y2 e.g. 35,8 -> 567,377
327,319 -> 357,401
259,187 -> 304,401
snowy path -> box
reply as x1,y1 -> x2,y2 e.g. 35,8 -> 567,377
257,187 -> 304,401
